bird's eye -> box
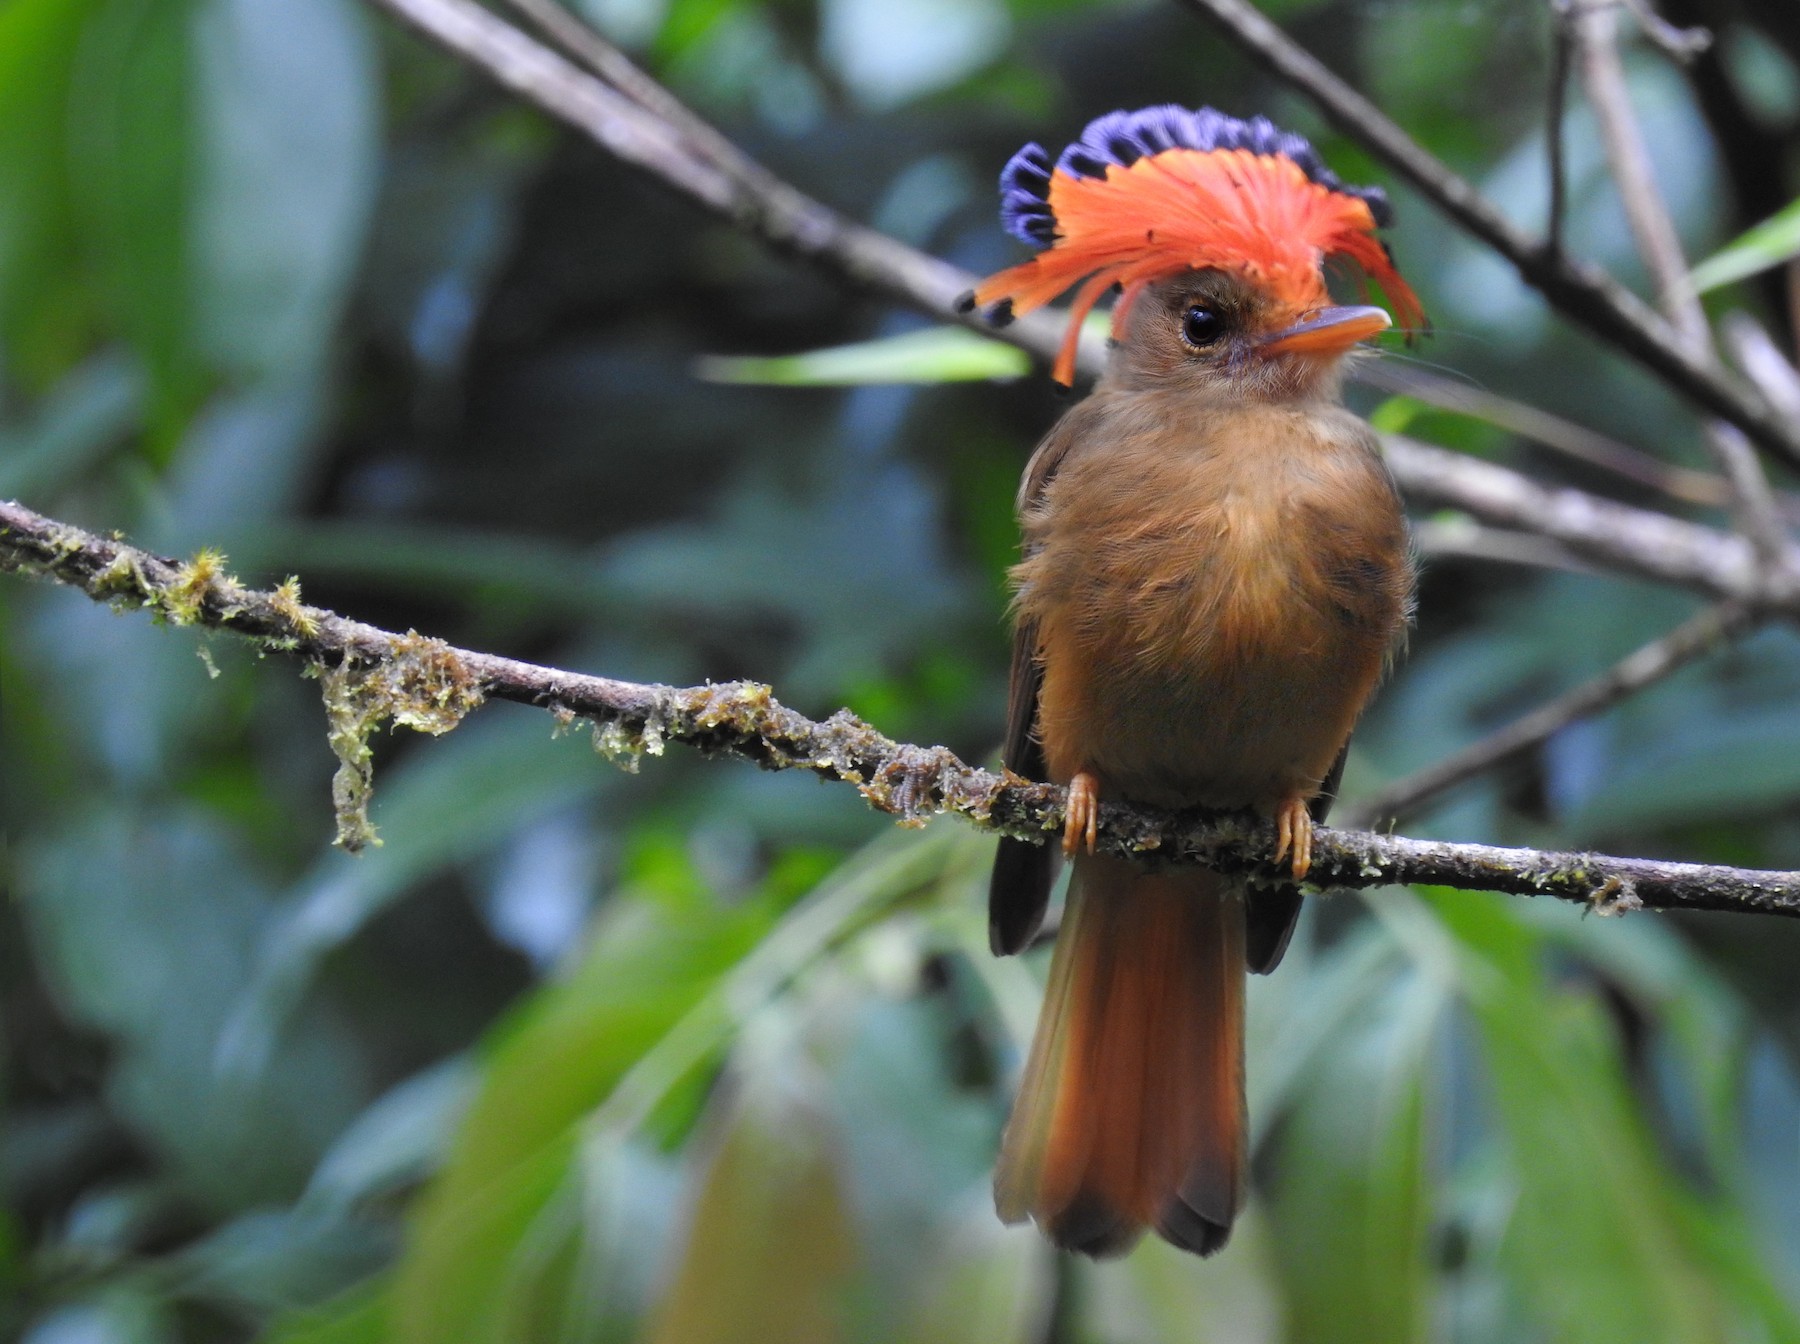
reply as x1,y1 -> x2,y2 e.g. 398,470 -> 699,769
1181,305 -> 1223,349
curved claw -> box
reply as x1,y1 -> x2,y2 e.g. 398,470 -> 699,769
1063,771 -> 1101,857
1272,795 -> 1313,882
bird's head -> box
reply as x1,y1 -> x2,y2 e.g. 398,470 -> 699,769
959,106 -> 1426,394
1106,267 -> 1395,402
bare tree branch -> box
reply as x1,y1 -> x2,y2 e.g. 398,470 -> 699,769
1173,0 -> 1800,470
1383,435 -> 1800,610
1411,517 -> 1597,575
4,497 -> 1797,918
359,0 -> 1082,370
1375,0 -> 1785,828
1547,0 -> 1576,253
499,0 -> 743,168
1575,4 -> 1703,340
1570,0 -> 1788,561
352,0 -> 1800,616
78,0 -> 1783,919
1617,0 -> 1711,61
1339,601 -> 1755,829
364,0 -> 1800,482
1724,312 -> 1800,425
1357,358 -> 1791,515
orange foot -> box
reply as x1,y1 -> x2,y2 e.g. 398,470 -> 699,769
1272,795 -> 1313,882
1063,770 -> 1101,857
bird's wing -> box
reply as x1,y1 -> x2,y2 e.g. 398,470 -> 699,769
989,409 -> 1089,956
989,616 -> 1056,956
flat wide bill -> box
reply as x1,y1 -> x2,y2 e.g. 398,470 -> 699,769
1261,305 -> 1392,356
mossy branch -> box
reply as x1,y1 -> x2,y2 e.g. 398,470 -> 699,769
6,497 -> 1799,918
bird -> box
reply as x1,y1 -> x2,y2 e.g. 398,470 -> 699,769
959,105 -> 1424,1258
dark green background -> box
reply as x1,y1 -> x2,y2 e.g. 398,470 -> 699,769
4,0 -> 1800,1339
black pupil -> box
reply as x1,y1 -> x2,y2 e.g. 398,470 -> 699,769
1183,305 -> 1222,347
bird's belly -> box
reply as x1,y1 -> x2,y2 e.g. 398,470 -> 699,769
1072,645 -> 1369,810
1033,502 -> 1399,810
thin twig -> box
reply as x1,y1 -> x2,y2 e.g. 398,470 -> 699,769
1356,359 -> 1782,514
5,497 -> 1797,917
358,0 -> 1800,591
1339,601 -> 1755,829
1172,0 -> 1800,469
1618,0 -> 1710,61
365,0 -> 1800,525
1570,0 -> 1789,563
1383,435 -> 1800,610
499,0 -> 755,177
1789,264 -> 1800,366
1411,517 -> 1596,575
1573,0 -> 1707,351
1547,1 -> 1575,254
365,0 -> 1799,464
1722,313 -> 1800,426
359,0 -> 1082,369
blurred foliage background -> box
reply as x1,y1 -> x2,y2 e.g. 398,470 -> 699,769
4,0 -> 1800,1339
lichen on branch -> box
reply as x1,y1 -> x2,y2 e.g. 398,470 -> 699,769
316,632 -> 485,852
4,496 -> 1798,920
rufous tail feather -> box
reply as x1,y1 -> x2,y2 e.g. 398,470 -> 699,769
994,855 -> 1246,1257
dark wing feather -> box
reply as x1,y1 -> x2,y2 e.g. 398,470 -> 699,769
990,617 -> 1055,954
1244,740 -> 1349,974
988,412 -> 1088,957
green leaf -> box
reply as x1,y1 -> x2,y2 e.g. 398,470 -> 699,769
67,0 -> 201,450
300,1059 -> 480,1217
189,0 -> 377,383
642,1059 -> 856,1344
1368,394 -> 1423,435
1567,701 -> 1800,834
1507,903 -> 1800,1342
1267,964 -> 1443,1344
220,713 -> 616,1076
391,830 -> 959,1344
0,351 -> 140,498
899,1200 -> 1050,1344
266,1281 -> 390,1344
696,324 -> 1029,386
1690,196 -> 1800,294
0,0 -> 96,382
17,805 -> 367,1211
389,896 -> 757,1344
1248,917 -> 1404,1135
169,1207 -> 391,1319
1425,890 -> 1733,1344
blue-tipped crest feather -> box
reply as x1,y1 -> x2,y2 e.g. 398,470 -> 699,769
999,105 -> 1393,243
999,142 -> 1057,245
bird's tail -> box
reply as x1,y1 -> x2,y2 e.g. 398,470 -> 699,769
994,854 -> 1246,1257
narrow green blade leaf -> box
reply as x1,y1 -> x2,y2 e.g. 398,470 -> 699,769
266,1281 -> 390,1344
1267,966 -> 1443,1344
392,830 -> 958,1344
642,1072 -> 856,1344
0,0 -> 95,377
1690,196 -> 1800,294
1427,891 -> 1733,1344
696,325 -> 1029,386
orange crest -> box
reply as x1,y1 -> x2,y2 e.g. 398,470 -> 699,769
961,107 -> 1426,384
